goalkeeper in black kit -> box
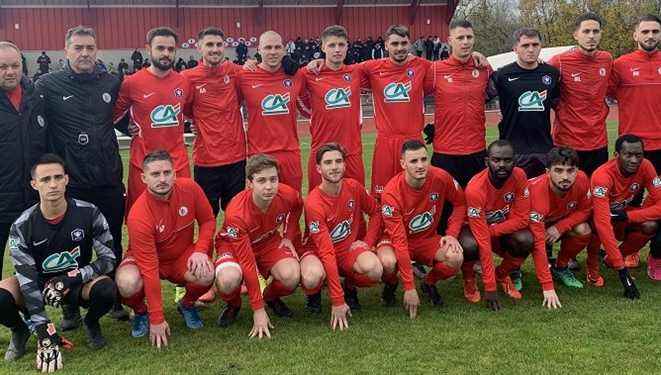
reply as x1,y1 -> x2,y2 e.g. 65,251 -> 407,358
0,154 -> 117,372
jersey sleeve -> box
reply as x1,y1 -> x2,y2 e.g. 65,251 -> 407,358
113,77 -> 132,124
423,62 -> 435,95
486,69 -> 500,101
283,187 -> 304,248
444,176 -> 467,238
528,209 -> 554,291
381,190 -> 415,291
127,215 -> 165,325
590,172 -> 623,269
490,173 -> 530,237
359,185 -> 381,248
628,162 -> 661,223
465,186 -> 497,292
8,223 -> 50,327
192,182 -> 216,254
305,203 -> 345,307
82,206 -> 117,283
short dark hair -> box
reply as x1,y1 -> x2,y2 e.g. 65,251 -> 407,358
315,143 -> 346,164
547,147 -> 579,168
146,27 -> 178,46
635,14 -> 661,29
449,19 -> 473,31
198,27 -> 225,42
487,139 -> 514,155
246,154 -> 279,181
401,139 -> 426,155
512,28 -> 541,46
31,153 -> 66,179
615,134 -> 644,153
574,12 -> 603,31
384,25 -> 410,41
321,25 -> 348,43
142,150 -> 173,170
65,25 -> 96,47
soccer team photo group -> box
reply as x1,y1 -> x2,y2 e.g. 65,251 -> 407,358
0,1 -> 660,373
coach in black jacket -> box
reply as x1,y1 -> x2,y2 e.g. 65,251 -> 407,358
0,42 -> 48,277
36,26 -> 129,323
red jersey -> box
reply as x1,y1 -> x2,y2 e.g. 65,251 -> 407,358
465,167 -> 530,292
113,68 -> 192,171
591,158 -> 661,269
359,57 -> 431,138
305,178 -> 380,306
126,178 -> 215,324
237,67 -> 303,156
424,56 -> 492,154
609,50 -> 661,150
528,172 -> 591,291
381,167 -> 466,291
297,65 -> 365,156
216,184 -> 303,311
549,48 -> 613,151
181,62 -> 246,166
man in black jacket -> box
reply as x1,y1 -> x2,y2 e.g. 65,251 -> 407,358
36,26 -> 129,324
0,41 -> 48,278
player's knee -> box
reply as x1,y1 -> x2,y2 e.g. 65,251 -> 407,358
445,250 -> 464,270
276,264 -> 301,289
356,253 -> 383,281
89,277 -> 117,305
571,222 -> 592,237
509,230 -> 533,258
215,264 -> 242,294
300,262 -> 325,289
459,234 -> 479,262
640,221 -> 659,236
115,268 -> 142,298
377,247 -> 397,273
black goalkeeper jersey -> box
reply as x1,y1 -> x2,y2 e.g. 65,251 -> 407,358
489,62 -> 560,154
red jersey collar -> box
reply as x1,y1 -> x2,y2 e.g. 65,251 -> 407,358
445,54 -> 474,67
633,49 -> 659,59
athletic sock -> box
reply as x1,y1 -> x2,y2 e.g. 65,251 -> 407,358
620,231 -> 652,257
181,282 -> 211,309
301,281 -> 323,296
218,289 -> 242,308
122,288 -> 148,316
262,280 -> 295,302
347,272 -> 378,288
461,261 -> 476,280
0,289 -> 26,330
556,233 -> 592,268
381,270 -> 398,285
424,262 -> 456,285
496,254 -> 525,280
84,278 -> 116,325
586,234 -> 602,275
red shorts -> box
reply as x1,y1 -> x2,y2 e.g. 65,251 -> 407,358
126,163 -> 191,213
215,239 -> 298,279
336,243 -> 370,275
376,235 -> 441,266
268,150 -> 302,193
120,245 -> 197,285
307,151 -> 365,192
371,134 -> 422,198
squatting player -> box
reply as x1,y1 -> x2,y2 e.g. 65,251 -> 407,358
379,140 -> 465,319
117,151 -> 215,347
463,140 -> 561,310
587,135 -> 661,294
214,154 -> 303,338
113,27 -> 192,210
1,154 -> 117,371
528,148 -> 592,289
304,143 -> 383,330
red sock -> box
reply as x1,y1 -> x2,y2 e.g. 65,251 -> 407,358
347,272 -> 378,288
424,262 -> 457,285
495,255 -> 525,280
122,289 -> 147,315
180,283 -> 211,308
620,231 -> 652,257
586,234 -> 602,275
262,280 -> 295,302
218,288 -> 242,308
557,233 -> 591,268
382,270 -> 398,285
461,261 -> 476,280
301,281 -> 323,296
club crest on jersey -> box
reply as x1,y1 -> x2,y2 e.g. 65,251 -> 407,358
408,211 -> 433,233
343,73 -> 352,81
178,206 -> 188,217
467,207 -> 481,218
261,93 -> 290,116
283,79 -> 293,88
629,183 -> 640,192
653,176 -> 661,188
430,193 -> 439,202
530,211 -> 543,223
174,88 -> 184,97
382,205 -> 394,217
593,186 -> 607,198
223,226 -> 239,239
329,220 -> 352,243
224,75 -> 231,84
518,90 -> 547,112
567,201 -> 577,210
375,185 -> 384,194
309,221 -> 320,234
42,247 -> 81,273
599,68 -> 607,77
406,68 -> 415,77
102,92 -> 112,103
504,192 -> 515,203
276,213 -> 286,224
150,103 -> 181,128
347,199 -> 355,210
71,228 -> 85,242
523,187 -> 530,198
472,69 -> 479,78
383,81 -> 412,103
542,75 -> 553,85
324,88 -> 352,109
37,115 -> 45,128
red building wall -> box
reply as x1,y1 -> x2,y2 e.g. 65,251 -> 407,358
0,5 -> 451,50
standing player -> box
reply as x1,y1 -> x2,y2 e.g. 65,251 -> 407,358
181,27 -> 246,216
463,140 -> 561,310
587,135 -> 661,291
213,154 -> 303,338
488,28 -> 561,179
116,151 -> 215,347
1,154 -> 117,369
297,25 -> 366,189
303,144 -> 383,329
528,148 -> 592,288
549,13 -> 613,176
609,14 -> 661,173
237,31 -> 305,192
425,19 -> 493,188
113,27 -> 192,210
378,140 -> 465,318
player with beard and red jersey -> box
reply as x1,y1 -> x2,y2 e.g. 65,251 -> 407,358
378,140 -> 465,319
297,25 -> 366,190
303,144 -> 382,329
463,140 -> 561,311
587,135 -> 661,294
113,27 -> 192,211
528,148 -> 592,289
213,154 -> 303,338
